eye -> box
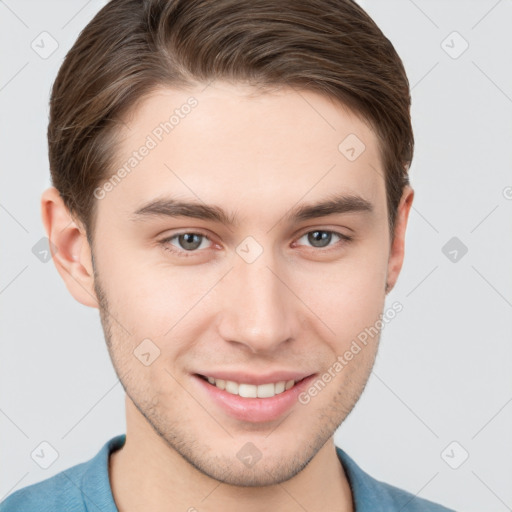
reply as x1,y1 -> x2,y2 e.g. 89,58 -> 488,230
295,230 -> 352,249
160,232 -> 212,257
159,228 -> 352,258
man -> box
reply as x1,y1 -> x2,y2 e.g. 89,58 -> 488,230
0,0 -> 454,510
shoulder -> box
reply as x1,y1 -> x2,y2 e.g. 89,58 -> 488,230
0,435 -> 125,512
335,446 -> 456,512
0,462 -> 89,512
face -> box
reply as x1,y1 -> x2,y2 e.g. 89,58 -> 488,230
54,81 -> 412,486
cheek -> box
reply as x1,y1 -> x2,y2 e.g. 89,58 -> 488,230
97,242 -> 216,335
296,246 -> 388,342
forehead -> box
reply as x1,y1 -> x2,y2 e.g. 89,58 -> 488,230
102,81 -> 386,223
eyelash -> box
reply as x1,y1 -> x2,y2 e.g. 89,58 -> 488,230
159,229 -> 353,258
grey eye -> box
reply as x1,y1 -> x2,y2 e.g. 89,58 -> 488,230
299,230 -> 340,248
172,233 -> 208,251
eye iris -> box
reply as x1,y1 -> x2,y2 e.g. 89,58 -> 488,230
179,233 -> 202,250
308,230 -> 331,248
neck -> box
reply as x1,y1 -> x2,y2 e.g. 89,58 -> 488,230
109,397 -> 353,512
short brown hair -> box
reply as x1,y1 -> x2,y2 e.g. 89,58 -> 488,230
48,0 -> 413,241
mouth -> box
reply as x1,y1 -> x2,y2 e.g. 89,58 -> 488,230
196,374 -> 308,398
192,372 -> 317,423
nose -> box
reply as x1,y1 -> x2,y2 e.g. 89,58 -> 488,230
216,248 -> 300,354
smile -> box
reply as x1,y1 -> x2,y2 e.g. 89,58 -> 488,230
198,375 -> 299,398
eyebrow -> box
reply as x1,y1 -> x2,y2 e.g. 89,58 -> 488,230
131,192 -> 373,227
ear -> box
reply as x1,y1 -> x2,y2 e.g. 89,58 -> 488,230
385,185 -> 414,294
41,187 -> 98,308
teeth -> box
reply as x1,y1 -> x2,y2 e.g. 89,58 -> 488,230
238,383 -> 257,398
225,380 -> 239,394
275,381 -> 285,394
256,383 -> 275,398
204,377 -> 297,398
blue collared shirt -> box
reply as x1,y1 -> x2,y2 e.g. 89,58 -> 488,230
0,434 -> 455,511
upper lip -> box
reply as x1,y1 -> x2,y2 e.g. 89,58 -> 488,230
195,371 -> 315,386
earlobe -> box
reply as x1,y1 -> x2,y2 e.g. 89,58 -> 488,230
385,185 -> 414,295
41,187 -> 98,308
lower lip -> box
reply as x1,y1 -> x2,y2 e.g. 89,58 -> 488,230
192,374 -> 317,423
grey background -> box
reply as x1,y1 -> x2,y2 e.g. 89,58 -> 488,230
1,1 -> 511,511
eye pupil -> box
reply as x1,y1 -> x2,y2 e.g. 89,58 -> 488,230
179,233 -> 202,250
308,230 -> 331,248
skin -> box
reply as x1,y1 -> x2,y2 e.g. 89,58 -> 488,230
42,81 -> 413,512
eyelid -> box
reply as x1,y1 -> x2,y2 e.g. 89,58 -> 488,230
158,230 -> 217,258
159,228 -> 214,243
292,228 -> 352,250
295,225 -> 352,238
293,224 -> 353,241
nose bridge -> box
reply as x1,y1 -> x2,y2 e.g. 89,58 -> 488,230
217,245 -> 296,352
